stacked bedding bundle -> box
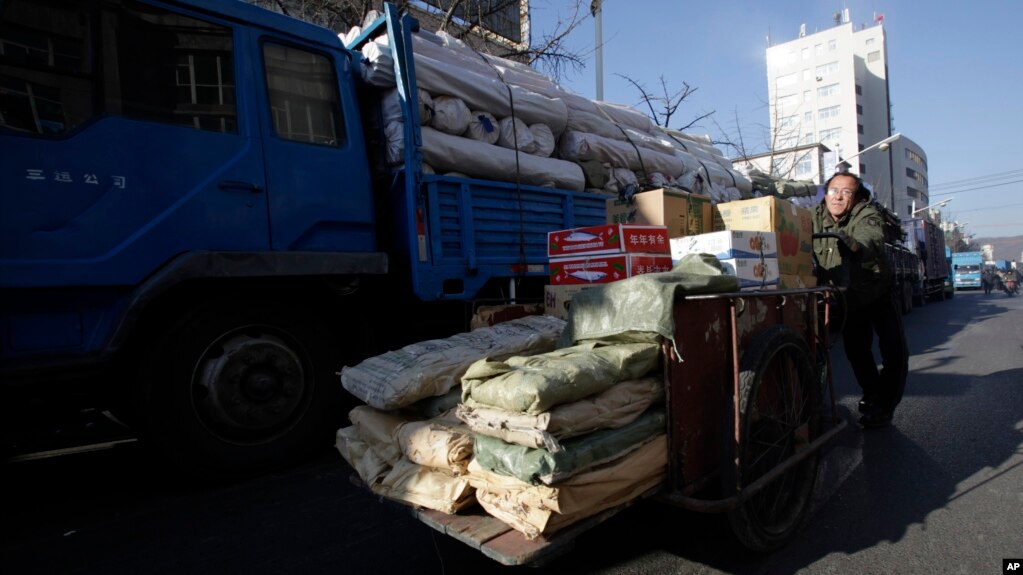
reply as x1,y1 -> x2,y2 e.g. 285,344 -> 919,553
345,24 -> 752,199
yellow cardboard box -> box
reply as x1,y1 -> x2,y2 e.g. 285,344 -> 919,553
543,284 -> 598,321
713,197 -> 814,276
778,274 -> 819,290
606,188 -> 713,238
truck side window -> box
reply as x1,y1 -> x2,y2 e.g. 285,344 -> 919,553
262,42 -> 344,147
112,1 -> 236,132
0,0 -> 236,136
0,0 -> 95,135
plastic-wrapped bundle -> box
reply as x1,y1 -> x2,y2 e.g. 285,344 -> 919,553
357,39 -> 395,87
386,122 -> 586,191
557,130 -> 685,178
604,168 -> 638,195
529,123 -> 555,157
381,88 -> 433,125
368,38 -> 568,136
497,116 -> 536,153
430,95 -> 471,135
464,110 -> 500,144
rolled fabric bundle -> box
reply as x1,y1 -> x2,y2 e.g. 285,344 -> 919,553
381,87 -> 433,125
557,130 -> 685,178
357,39 -> 396,87
497,116 -> 536,153
464,110 -> 500,144
529,123 -> 555,157
387,122 -> 585,191
373,38 -> 568,135
593,101 -> 655,134
604,168 -> 638,195
430,95 -> 471,135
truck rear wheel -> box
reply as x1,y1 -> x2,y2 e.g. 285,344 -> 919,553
138,298 -> 345,477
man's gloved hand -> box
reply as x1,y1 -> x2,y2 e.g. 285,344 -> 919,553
834,230 -> 859,252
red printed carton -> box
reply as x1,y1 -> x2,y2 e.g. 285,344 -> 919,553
547,224 -> 670,258
549,254 -> 674,285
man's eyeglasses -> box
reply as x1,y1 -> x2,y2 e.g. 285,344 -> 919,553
826,188 -> 856,197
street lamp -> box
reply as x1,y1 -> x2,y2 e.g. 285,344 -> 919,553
835,132 -> 902,172
910,197 -> 952,218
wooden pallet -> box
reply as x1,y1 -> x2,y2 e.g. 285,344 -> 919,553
413,488 -> 660,567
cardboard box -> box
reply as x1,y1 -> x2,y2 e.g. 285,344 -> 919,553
544,285 -> 596,320
713,197 -> 814,276
778,274 -> 819,290
720,257 -> 780,291
547,224 -> 670,258
606,188 -> 713,238
549,254 -> 674,285
670,230 -> 778,261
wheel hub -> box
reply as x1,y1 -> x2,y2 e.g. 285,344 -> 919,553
193,329 -> 307,440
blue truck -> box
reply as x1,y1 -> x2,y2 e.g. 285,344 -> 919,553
0,0 -> 603,473
951,251 -> 984,290
901,217 -> 950,305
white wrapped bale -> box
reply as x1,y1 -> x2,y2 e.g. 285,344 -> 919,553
430,95 -> 471,135
497,116 -> 536,153
387,122 -> 585,190
529,123 -> 555,158
464,110 -> 500,144
381,88 -> 433,125
557,130 -> 685,178
370,38 -> 568,135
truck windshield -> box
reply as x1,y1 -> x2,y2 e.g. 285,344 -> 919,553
958,265 -> 980,273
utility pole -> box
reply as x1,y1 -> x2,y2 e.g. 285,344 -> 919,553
591,0 -> 604,100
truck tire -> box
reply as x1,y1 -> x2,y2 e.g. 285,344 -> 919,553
137,298 -> 345,478
722,325 -> 821,552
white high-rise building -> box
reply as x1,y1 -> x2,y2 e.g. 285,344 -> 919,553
763,11 -> 929,217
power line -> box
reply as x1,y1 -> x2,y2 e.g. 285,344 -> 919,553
929,168 -> 1023,191
930,178 -> 1023,197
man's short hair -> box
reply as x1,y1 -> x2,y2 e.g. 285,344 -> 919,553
825,172 -> 869,202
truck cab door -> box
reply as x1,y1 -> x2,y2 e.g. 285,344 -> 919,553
253,37 -> 375,253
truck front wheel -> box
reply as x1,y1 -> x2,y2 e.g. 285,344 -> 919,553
138,298 -> 345,477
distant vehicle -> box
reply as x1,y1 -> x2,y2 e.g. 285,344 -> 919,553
943,246 -> 955,299
952,252 -> 984,290
901,218 -> 949,305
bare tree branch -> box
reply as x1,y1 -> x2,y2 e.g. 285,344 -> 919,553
617,73 -> 714,132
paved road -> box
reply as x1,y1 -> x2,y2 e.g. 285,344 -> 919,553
2,290 -> 1021,574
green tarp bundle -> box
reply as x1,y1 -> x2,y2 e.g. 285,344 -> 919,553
472,409 -> 666,485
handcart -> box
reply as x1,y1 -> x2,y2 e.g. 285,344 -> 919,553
410,286 -> 848,565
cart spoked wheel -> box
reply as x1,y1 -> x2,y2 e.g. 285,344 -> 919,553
723,325 -> 822,552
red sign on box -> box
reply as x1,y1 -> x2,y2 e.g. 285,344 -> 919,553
549,254 -> 674,285
547,224 -> 670,258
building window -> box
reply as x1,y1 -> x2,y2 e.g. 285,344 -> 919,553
856,84 -> 863,95
906,167 -> 928,186
777,114 -> 798,130
906,148 -> 927,168
866,37 -> 876,46
803,111 -> 812,123
802,68 -> 811,81
776,93 -> 800,109
817,83 -> 840,98
777,135 -> 798,149
795,153 -> 813,178
815,43 -> 823,56
907,186 -> 922,199
776,72 -> 798,88
803,89 -> 812,102
802,132 -> 814,145
819,127 -> 841,142
857,104 -> 863,115
818,105 -> 840,120
815,61 -> 839,77
859,163 -> 866,174
264,43 -> 344,146
828,39 -> 837,51
867,50 -> 881,63
801,47 -> 810,60
857,124 -> 864,134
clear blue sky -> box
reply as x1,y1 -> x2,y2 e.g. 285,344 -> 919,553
529,0 -> 1023,239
